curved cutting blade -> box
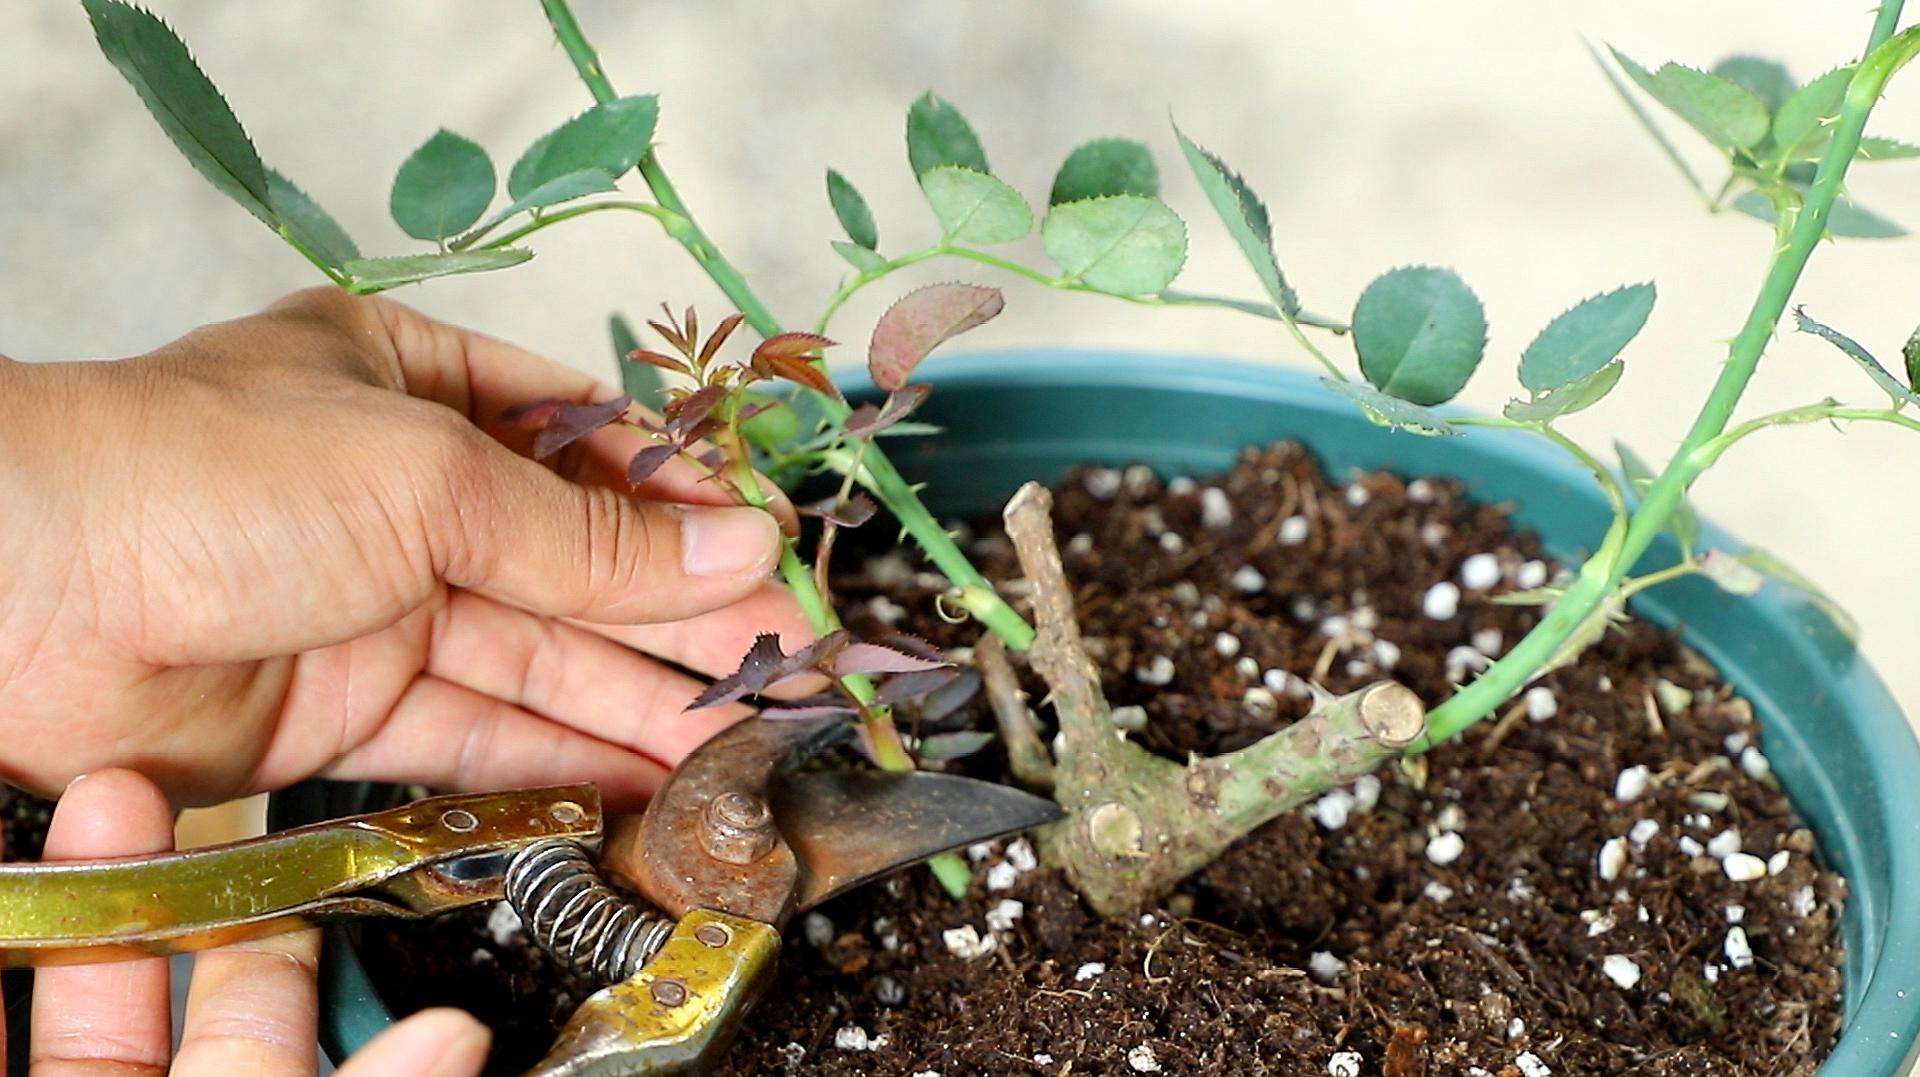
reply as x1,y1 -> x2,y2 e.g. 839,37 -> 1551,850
771,771 -> 1061,911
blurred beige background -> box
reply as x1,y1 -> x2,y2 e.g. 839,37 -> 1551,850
4,1 -> 1918,1069
5,0 -> 1919,825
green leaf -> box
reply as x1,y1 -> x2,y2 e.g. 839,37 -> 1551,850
1050,138 -> 1158,206
1711,55 -> 1795,115
827,169 -> 879,250
1503,361 -> 1624,422
463,168 -> 619,242
1738,548 -> 1858,639
610,313 -> 663,408
1792,307 -> 1920,408
918,166 -> 1032,244
1173,122 -> 1298,315
1856,135 -> 1920,160
917,730 -> 996,763
1041,196 -> 1187,295
1351,266 -> 1487,406
906,92 -> 989,176
1616,440 -> 1699,552
507,95 -> 658,200
1611,48 -> 1770,151
1731,188 -> 1907,239
390,129 -> 495,242
833,240 -> 889,274
342,249 -> 534,293
83,0 -> 272,226
1519,283 -> 1656,393
1321,378 -> 1458,437
1905,324 -> 1920,392
1588,39 -> 1706,199
1771,66 -> 1852,161
266,170 -> 358,269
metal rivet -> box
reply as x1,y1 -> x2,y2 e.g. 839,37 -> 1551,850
440,809 -> 479,833
694,923 -> 731,948
650,978 -> 689,1007
549,801 -> 585,826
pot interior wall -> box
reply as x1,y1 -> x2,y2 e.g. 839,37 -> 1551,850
289,352 -> 1920,1074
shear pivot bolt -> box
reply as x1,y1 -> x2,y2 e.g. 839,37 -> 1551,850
650,978 -> 689,1007
695,923 -> 731,948
702,791 -> 776,864
440,809 -> 479,833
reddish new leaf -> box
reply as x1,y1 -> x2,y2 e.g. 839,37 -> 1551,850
772,630 -> 854,684
753,350 -> 843,401
686,632 -> 788,711
917,730 -> 996,762
831,642 -> 950,678
873,667 -> 961,707
664,384 -> 728,437
759,699 -> 861,721
918,666 -> 982,722
500,397 -> 566,425
626,442 -> 679,486
627,348 -> 691,375
877,631 -> 944,663
533,395 -> 632,460
800,492 -> 878,529
753,332 -> 836,361
868,283 -> 1004,391
698,312 -> 747,367
845,384 -> 933,440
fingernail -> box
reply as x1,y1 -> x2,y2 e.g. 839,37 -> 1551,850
681,505 -> 780,577
63,773 -> 91,793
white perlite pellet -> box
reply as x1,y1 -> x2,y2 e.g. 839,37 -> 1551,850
1516,560 -> 1549,589
1278,515 -> 1311,545
1200,487 -> 1234,529
1083,468 -> 1122,500
1168,476 -> 1197,496
1423,581 -> 1461,620
1601,954 -> 1642,989
1128,1044 -> 1163,1072
1234,655 -> 1260,680
1629,818 -> 1660,846
803,912 -> 835,948
942,924 -> 996,959
1723,853 -> 1768,882
1066,532 -> 1094,555
1769,850 -> 1792,876
1460,553 -> 1502,590
1792,885 -> 1817,917
1507,1017 -> 1526,1039
1597,837 -> 1629,882
875,975 -> 906,1006
1006,839 -> 1038,873
986,899 -> 1024,933
1328,1051 -> 1364,1077
1407,478 -> 1437,502
1524,686 -> 1558,722
1471,627 -> 1505,656
1111,705 -> 1149,732
1075,961 -> 1107,982
1678,835 -> 1706,857
1435,804 -> 1466,832
1516,1051 -> 1553,1077
1614,765 -> 1651,802
1740,746 -> 1772,780
1158,531 -> 1184,553
1345,483 -> 1371,507
1725,904 -> 1745,924
1124,465 -> 1155,495
1372,640 -> 1402,670
1214,632 -> 1241,657
1313,790 -> 1356,830
1426,831 -> 1465,865
1232,565 -> 1267,593
834,1026 -> 873,1051
985,862 -> 1018,890
1424,880 -> 1455,903
967,842 -> 995,862
1136,655 -> 1175,685
1725,926 -> 1754,969
913,1071 -> 942,1077
1308,950 -> 1346,984
486,902 -> 523,946
1707,828 -> 1742,860
1263,668 -> 1292,693
1352,774 -> 1383,811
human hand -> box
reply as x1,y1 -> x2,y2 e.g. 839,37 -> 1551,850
0,288 -> 816,807
19,768 -> 490,1076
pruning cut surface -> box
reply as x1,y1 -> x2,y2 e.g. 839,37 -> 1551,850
364,444 -> 1843,1076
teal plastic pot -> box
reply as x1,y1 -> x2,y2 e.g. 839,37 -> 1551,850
281,352 -> 1920,1073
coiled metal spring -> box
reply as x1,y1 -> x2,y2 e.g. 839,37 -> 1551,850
504,838 -> 674,983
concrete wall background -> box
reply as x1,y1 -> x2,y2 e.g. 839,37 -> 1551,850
3,5 -> 1917,740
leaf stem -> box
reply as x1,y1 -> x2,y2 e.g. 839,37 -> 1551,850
476,200 -> 678,249
1424,5 -> 1911,745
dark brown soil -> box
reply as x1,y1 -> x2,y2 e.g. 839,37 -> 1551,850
1,786 -> 53,863
361,443 -> 1845,1076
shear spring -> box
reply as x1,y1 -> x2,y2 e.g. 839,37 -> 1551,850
505,838 -> 674,983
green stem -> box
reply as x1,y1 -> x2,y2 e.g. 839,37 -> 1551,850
475,200 -> 678,250
1619,560 -> 1700,601
540,0 -> 1034,658
1425,5 -> 1912,745
1451,416 -> 1627,517
1700,402 -> 1920,465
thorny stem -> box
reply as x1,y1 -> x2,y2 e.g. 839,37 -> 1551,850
1451,416 -> 1628,518
540,0 -> 1035,661
469,200 -> 678,251
1424,5 -> 1915,745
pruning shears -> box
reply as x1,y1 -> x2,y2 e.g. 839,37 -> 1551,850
0,715 -> 1061,1074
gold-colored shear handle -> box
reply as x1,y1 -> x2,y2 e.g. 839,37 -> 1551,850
0,783 -> 601,968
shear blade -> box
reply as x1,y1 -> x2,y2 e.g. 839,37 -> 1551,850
772,770 -> 1061,911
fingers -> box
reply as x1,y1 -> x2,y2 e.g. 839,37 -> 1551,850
169,932 -> 321,1075
333,1009 -> 488,1077
30,770 -> 175,1076
567,580 -> 827,690
324,676 -> 678,809
422,591 -> 752,761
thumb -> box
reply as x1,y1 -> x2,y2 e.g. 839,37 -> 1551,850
434,441 -> 784,625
